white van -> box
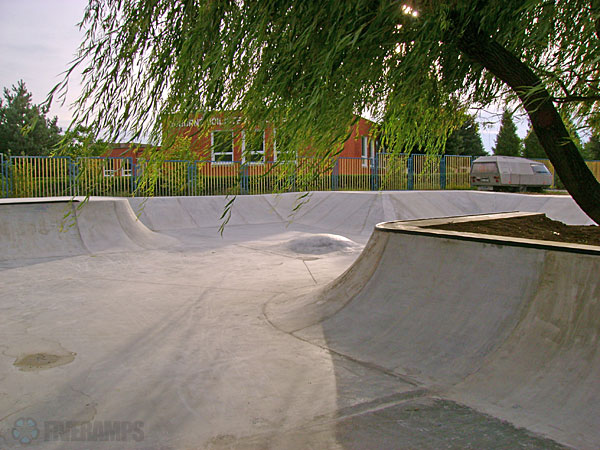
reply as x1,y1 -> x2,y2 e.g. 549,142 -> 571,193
470,156 -> 553,191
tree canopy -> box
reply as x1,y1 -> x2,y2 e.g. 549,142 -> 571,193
55,125 -> 110,158
522,126 -> 546,159
444,115 -> 486,157
493,110 -> 522,157
1,81 -> 61,156
56,0 -> 600,223
583,136 -> 600,160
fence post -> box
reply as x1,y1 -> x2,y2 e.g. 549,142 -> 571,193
187,161 -> 196,196
440,156 -> 446,190
0,153 -> 5,198
132,160 -> 139,196
407,155 -> 414,190
240,162 -> 249,195
7,156 -> 14,197
127,157 -> 134,195
371,152 -> 379,191
331,158 -> 339,190
69,157 -> 77,196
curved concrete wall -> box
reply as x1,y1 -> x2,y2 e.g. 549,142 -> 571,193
128,191 -> 595,238
0,198 -> 174,261
267,218 -> 600,449
2,191 -> 594,260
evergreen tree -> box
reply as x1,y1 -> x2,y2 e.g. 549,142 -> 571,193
583,136 -> 600,160
444,116 -> 487,156
522,125 -> 546,159
493,111 -> 522,157
0,81 -> 61,156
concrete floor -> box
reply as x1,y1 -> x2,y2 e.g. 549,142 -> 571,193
0,191 -> 597,449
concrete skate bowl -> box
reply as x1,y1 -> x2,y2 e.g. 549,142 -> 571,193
0,197 -> 174,263
1,191 -> 597,448
126,190 -> 594,241
1,191 -> 592,262
266,213 -> 600,450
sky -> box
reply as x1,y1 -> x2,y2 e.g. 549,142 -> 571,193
0,0 -> 88,130
0,0 -> 527,152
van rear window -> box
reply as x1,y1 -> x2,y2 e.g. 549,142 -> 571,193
472,162 -> 498,173
531,164 -> 550,174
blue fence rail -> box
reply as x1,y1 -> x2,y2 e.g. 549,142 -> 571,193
0,153 -> 474,198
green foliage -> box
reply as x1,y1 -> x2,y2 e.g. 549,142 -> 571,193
166,135 -> 195,161
444,115 -> 487,156
55,1 -> 600,188
583,136 -> 600,160
54,125 -> 110,158
523,116 -> 585,160
522,126 -> 546,159
0,81 -> 61,156
560,114 -> 583,151
493,110 -> 522,157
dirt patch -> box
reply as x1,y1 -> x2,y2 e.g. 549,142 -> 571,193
427,215 -> 600,246
14,352 -> 75,371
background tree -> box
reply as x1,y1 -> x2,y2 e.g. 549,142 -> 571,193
55,125 -> 110,158
522,125 -> 546,159
444,115 -> 487,157
0,81 -> 61,156
55,1 -> 600,223
493,110 -> 522,157
583,136 -> 600,160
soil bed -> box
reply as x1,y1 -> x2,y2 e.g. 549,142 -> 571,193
428,215 -> 600,247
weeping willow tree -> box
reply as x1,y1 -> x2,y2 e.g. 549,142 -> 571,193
54,0 -> 600,223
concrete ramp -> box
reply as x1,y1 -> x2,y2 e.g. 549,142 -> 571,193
0,198 -> 173,260
128,191 -> 594,239
267,214 -> 600,449
0,200 -> 88,260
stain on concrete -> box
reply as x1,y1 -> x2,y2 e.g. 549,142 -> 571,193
14,352 -> 75,371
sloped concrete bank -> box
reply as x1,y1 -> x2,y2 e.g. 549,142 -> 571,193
267,213 -> 600,449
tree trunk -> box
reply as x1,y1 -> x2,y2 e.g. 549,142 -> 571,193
456,23 -> 600,225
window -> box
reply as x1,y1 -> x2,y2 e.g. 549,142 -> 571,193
472,162 -> 498,174
212,130 -> 234,163
531,164 -> 550,174
244,130 -> 265,163
361,136 -> 369,167
103,159 -> 132,177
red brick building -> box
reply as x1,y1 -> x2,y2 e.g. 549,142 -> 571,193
107,115 -> 378,173
169,114 -> 377,164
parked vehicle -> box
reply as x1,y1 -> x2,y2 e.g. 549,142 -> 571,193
470,156 -> 553,191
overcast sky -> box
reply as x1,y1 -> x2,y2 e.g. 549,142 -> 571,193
0,0 -> 526,152
0,0 -> 87,130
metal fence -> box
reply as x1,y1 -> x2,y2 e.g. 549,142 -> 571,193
531,158 -> 600,189
7,153 -> 596,198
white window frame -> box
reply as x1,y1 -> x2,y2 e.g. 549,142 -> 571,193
211,130 -> 234,164
103,161 -> 132,177
242,129 -> 265,165
370,139 -> 376,166
361,136 -> 369,167
273,128 -> 277,162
